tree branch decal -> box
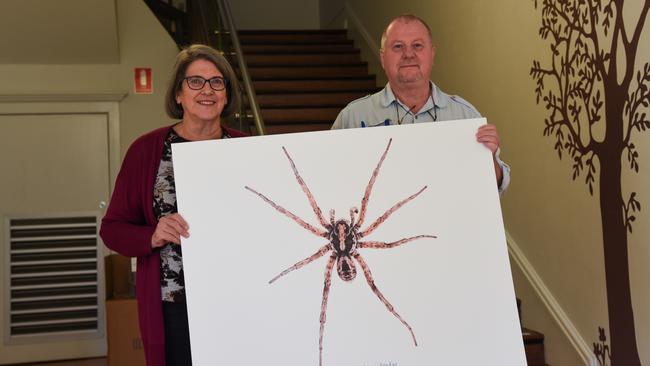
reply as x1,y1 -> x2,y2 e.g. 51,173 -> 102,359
531,0 -> 649,364
594,326 -> 612,366
624,192 -> 641,234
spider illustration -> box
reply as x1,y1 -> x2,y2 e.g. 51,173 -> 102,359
244,138 -> 436,366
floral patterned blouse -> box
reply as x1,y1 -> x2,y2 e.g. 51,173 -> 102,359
153,127 -> 230,302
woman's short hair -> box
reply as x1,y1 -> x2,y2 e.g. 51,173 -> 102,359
165,44 -> 241,120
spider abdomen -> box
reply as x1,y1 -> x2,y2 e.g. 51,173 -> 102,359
336,255 -> 357,281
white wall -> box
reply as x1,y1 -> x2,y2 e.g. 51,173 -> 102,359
0,0 -> 120,64
0,0 -> 180,157
0,1 -> 179,362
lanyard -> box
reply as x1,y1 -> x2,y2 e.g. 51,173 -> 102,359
395,94 -> 437,124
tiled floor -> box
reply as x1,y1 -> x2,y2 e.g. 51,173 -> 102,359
15,358 -> 106,366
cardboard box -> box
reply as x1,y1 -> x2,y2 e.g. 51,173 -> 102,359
105,254 -> 135,299
106,298 -> 146,366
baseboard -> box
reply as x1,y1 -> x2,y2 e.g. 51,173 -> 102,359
506,231 -> 597,366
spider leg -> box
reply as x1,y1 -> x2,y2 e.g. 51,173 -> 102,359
358,234 -> 436,249
319,254 -> 337,366
356,138 -> 392,229
360,186 -> 427,237
349,207 -> 358,227
269,244 -> 331,284
353,253 -> 418,346
282,147 -> 330,229
245,186 -> 328,237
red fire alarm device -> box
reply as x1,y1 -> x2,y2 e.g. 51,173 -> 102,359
134,68 -> 153,94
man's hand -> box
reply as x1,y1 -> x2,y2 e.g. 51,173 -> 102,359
476,124 -> 503,186
476,124 -> 500,154
151,213 -> 190,248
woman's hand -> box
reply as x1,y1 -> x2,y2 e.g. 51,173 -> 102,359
151,213 -> 190,248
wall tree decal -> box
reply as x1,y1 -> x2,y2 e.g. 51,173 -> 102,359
530,0 -> 650,365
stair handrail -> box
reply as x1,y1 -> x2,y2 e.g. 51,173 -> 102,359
214,0 -> 266,135
145,0 -> 266,135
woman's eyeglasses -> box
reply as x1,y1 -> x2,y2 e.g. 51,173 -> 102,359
183,76 -> 228,91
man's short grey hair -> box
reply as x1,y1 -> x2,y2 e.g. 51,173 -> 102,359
380,14 -> 433,51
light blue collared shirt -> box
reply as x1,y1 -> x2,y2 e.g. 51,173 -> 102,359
331,82 -> 511,193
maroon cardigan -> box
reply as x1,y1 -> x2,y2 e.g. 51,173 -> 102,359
100,124 -> 247,366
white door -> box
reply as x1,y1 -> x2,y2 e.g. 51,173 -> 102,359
0,112 -> 110,364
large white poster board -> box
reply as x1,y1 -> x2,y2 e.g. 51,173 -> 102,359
172,119 -> 526,366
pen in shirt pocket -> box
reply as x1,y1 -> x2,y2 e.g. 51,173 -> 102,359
360,119 -> 392,128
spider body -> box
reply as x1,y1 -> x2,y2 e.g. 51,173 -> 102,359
329,219 -> 359,281
245,138 -> 435,366
329,220 -> 357,252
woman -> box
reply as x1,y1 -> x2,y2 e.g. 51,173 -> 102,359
100,44 -> 246,366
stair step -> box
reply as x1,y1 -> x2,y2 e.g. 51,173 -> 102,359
239,36 -> 348,44
261,107 -> 340,124
239,30 -> 349,44
255,92 -> 369,108
239,29 -> 347,35
523,328 -> 546,366
242,43 -> 356,54
237,29 -> 374,136
253,79 -> 377,93
239,53 -> 361,66
247,65 -> 369,80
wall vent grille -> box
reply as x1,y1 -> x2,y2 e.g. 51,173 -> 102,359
6,216 -> 103,341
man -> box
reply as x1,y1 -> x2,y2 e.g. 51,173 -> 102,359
332,14 -> 510,193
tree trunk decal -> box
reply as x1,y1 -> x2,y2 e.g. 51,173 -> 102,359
530,0 -> 650,365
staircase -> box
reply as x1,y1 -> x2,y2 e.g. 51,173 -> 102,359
236,30 -> 378,134
518,298 -> 549,366
524,328 -> 547,365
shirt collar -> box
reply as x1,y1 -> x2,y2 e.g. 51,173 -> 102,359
381,81 -> 450,111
